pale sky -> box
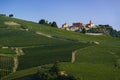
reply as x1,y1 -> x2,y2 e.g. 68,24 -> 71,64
0,0 -> 120,30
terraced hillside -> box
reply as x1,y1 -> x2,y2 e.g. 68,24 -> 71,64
0,16 -> 120,80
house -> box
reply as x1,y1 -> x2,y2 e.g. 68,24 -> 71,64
61,23 -> 69,30
70,22 -> 85,31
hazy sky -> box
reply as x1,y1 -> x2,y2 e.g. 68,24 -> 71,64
0,0 -> 120,30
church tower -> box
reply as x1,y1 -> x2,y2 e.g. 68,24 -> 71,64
89,20 -> 94,28
90,20 -> 92,24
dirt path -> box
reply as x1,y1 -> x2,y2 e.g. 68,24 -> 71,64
13,55 -> 18,72
71,51 -> 77,63
4,21 -> 20,26
36,32 -> 79,42
36,32 -> 53,38
13,48 -> 24,73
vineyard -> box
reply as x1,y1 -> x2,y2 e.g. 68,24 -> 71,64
0,56 -> 13,79
0,48 -> 16,79
18,42 -> 89,70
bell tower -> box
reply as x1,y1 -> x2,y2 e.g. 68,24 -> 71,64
90,20 -> 93,25
89,20 -> 94,28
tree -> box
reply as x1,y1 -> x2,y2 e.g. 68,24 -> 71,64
82,28 -> 86,34
39,19 -> 46,24
51,21 -> 58,28
9,14 -> 13,17
45,20 -> 48,25
49,61 -> 59,74
0,14 -> 6,16
49,22 -> 52,26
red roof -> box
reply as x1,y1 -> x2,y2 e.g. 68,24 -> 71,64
73,22 -> 84,26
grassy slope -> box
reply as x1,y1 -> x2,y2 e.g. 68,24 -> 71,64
1,16 -> 120,80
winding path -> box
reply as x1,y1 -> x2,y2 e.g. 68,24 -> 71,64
13,55 -> 18,72
13,48 -> 24,72
71,51 -> 77,63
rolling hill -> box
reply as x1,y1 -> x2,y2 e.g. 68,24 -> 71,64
0,15 -> 120,80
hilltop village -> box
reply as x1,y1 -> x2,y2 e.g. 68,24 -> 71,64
62,20 -> 99,32
61,20 -> 97,31
60,20 -> 120,37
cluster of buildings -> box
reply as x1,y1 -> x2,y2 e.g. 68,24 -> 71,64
61,20 -> 96,31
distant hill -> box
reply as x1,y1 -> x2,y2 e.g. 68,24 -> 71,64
0,15 -> 120,80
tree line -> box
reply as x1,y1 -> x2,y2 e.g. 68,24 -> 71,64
0,14 -> 14,17
38,19 -> 58,28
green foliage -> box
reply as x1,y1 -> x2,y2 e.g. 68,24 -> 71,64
38,19 -> 46,24
81,28 -> 86,34
108,28 -> 120,38
49,61 -> 60,74
9,14 -> 13,17
87,28 -> 101,33
87,25 -> 120,38
39,19 -> 58,28
0,14 -> 6,17
51,21 -> 58,28
49,22 -> 52,26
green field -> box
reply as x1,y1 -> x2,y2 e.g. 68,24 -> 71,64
0,16 -> 120,80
